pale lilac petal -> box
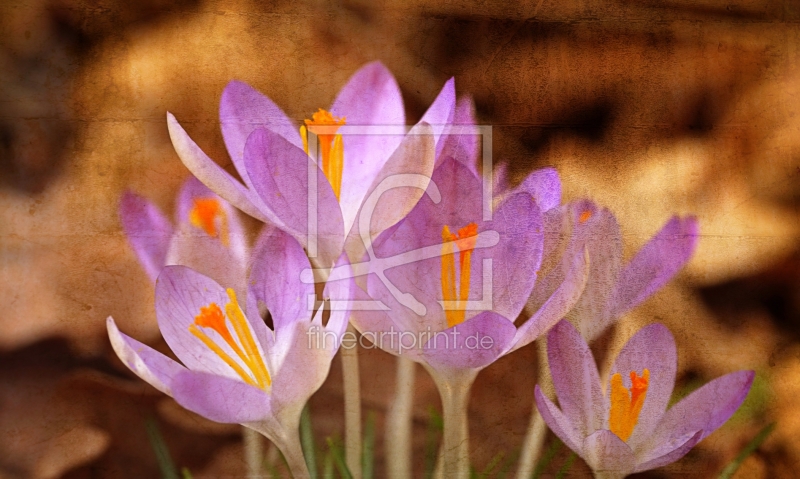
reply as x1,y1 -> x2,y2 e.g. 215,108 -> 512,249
634,430 -> 702,473
610,216 -> 699,318
569,202 -> 623,341
171,370 -> 271,424
610,323 -> 677,450
525,206 -> 570,313
348,284 -> 423,360
492,162 -> 509,195
155,266 -> 263,381
548,320 -> 605,437
119,191 -> 173,282
439,96 -> 479,172
583,430 -> 637,476
422,312 -> 516,372
322,254 -> 355,340
176,176 -> 248,264
220,80 -> 303,182
514,167 -> 561,212
342,121 -> 435,258
507,246 -> 589,354
269,320 -> 335,411
534,385 -> 583,454
249,224 -> 315,331
166,113 -> 271,224
420,78 -> 456,160
332,63 -> 406,236
243,127 -> 344,269
107,316 -> 186,395
647,370 -> 754,448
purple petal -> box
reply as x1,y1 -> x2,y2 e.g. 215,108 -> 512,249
249,224 -> 315,331
419,78 -> 456,160
508,245 -> 589,354
610,216 -> 699,318
583,430 -> 637,476
119,191 -> 173,282
548,320 -> 605,437
155,265 -> 268,381
439,95 -> 479,173
107,316 -> 186,395
568,202 -> 623,341
514,167 -> 562,213
166,113 -> 271,224
422,312 -> 516,372
331,62 -> 406,235
348,284 -> 422,360
171,370 -> 272,424
534,385 -> 584,454
634,430 -> 702,473
342,121 -> 436,259
220,80 -> 303,184
322,254 -> 356,340
646,370 -> 754,450
243,127 -> 344,269
609,323 -> 677,451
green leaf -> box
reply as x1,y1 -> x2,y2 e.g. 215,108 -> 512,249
424,406 -> 444,479
180,467 -> 193,479
475,451 -> 504,479
323,451 -> 335,479
531,439 -> 562,479
717,422 -> 775,479
362,411 -> 376,479
301,404 -> 319,479
554,452 -> 576,479
327,437 -> 354,479
145,418 -> 179,479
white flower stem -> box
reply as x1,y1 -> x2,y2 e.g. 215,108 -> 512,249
386,356 -> 416,479
433,370 -> 477,479
594,471 -> 625,479
515,339 -> 553,479
342,324 -> 362,479
277,430 -> 312,479
243,426 -> 263,478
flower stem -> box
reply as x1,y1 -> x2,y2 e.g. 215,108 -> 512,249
342,324 -> 362,479
386,356 -> 416,479
433,370 -> 476,479
515,339 -> 553,479
277,430 -> 312,479
243,426 -> 263,478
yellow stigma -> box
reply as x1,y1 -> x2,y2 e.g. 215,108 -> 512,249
300,108 -> 346,200
189,198 -> 229,246
441,223 -> 479,328
609,369 -> 650,441
188,289 -> 271,390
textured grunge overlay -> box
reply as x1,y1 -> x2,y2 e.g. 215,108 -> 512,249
1,0 -> 799,477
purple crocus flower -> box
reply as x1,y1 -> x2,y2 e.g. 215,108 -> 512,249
107,226 -> 353,478
119,177 -> 249,295
527,198 -> 699,342
536,320 -> 754,479
166,62 -> 457,270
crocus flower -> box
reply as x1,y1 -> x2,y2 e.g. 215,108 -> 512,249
526,198 -> 698,342
348,157 -> 589,478
119,177 -> 249,295
535,320 -> 754,479
107,226 -> 353,478
167,61 -> 457,270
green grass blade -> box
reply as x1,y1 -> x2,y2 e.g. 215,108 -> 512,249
531,439 -> 562,479
475,451 -> 505,479
554,452 -> 576,479
327,437 -> 354,479
718,423 -> 775,479
323,450 -> 335,479
300,404 -> 319,479
424,406 -> 444,479
145,418 -> 179,479
362,411 -> 376,479
180,467 -> 193,479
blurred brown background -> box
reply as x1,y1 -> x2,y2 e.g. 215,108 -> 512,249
0,0 -> 798,477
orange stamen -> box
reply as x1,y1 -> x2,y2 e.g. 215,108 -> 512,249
188,291 -> 271,390
440,223 -> 479,328
301,109 -> 346,200
189,198 -> 229,246
609,369 -> 650,441
579,209 -> 593,224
